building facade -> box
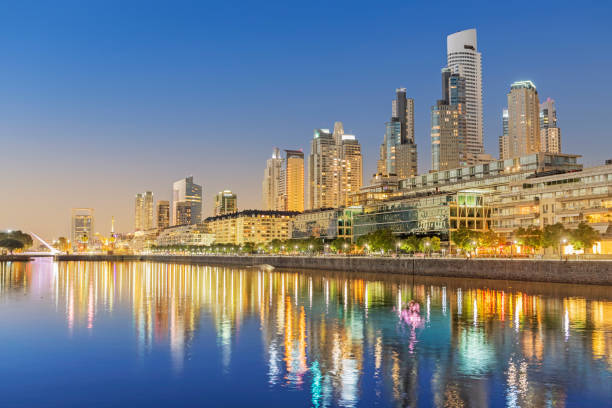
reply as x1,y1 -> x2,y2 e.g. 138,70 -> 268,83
214,190 -> 237,216
379,89 -> 417,178
284,150 -> 304,212
172,176 -> 202,225
353,190 -> 491,242
204,210 -> 299,245
155,224 -> 215,247
309,123 -> 363,210
134,191 -> 154,231
156,200 -> 170,229
290,206 -> 362,241
447,28 -> 483,158
262,147 -> 283,210
491,163 -> 612,241
71,208 -> 94,248
540,98 -> 561,154
501,81 -> 541,159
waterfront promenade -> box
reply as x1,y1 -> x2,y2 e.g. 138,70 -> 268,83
42,254 -> 612,286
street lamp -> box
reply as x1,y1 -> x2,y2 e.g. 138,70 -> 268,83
560,238 -> 567,260
343,243 -> 349,255
396,241 -> 401,256
425,241 -> 431,257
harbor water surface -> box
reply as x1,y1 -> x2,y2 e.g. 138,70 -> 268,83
0,259 -> 611,407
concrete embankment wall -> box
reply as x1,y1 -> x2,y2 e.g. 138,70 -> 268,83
54,255 -> 612,286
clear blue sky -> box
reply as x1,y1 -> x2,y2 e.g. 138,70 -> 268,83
1,0 -> 611,239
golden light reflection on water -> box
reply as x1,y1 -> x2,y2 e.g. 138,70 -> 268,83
1,260 -> 612,407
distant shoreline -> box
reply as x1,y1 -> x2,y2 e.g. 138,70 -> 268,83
30,254 -> 612,286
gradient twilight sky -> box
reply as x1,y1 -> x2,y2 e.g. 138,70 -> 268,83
1,0 -> 611,240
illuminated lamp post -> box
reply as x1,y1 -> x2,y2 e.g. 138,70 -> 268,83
560,238 -> 567,260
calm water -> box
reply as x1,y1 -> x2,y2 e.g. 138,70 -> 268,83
0,259 -> 611,407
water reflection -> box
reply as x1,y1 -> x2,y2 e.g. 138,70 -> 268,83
1,259 -> 611,407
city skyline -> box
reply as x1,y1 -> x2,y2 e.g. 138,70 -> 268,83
1,2 -> 611,239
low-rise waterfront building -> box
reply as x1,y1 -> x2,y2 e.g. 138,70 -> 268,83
155,224 -> 215,247
204,210 -> 298,245
351,153 -> 581,242
290,206 -> 363,241
353,190 -> 491,241
491,163 -> 612,252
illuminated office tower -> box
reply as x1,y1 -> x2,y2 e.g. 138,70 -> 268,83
431,69 -> 467,171
134,191 -> 154,231
309,122 -> 362,209
447,29 -> 483,157
504,81 -> 540,159
262,147 -> 284,210
540,98 -> 561,153
283,150 -> 304,212
214,190 -> 238,216
172,176 -> 202,225
71,208 -> 94,248
378,88 -> 417,178
156,200 -> 170,229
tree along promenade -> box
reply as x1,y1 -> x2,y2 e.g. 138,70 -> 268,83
52,254 -> 612,286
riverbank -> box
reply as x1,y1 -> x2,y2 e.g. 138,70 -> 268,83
53,254 -> 612,286
0,255 -> 32,262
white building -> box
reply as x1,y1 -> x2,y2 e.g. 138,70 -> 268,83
447,28 -> 483,157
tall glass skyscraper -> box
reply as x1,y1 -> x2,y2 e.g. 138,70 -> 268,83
378,89 -> 417,179
172,176 -> 202,225
447,29 -> 483,157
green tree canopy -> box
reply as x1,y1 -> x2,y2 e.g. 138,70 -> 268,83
570,222 -> 600,251
0,238 -> 25,254
401,236 -> 420,253
541,223 -> 569,251
451,227 -> 478,252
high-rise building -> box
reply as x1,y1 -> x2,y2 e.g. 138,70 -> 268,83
499,109 -> 509,159
156,200 -> 170,230
71,208 -> 94,248
175,202 -> 192,226
446,29 -> 483,157
172,176 -> 202,225
540,98 -> 561,154
502,81 -> 540,159
431,69 -> 467,171
134,191 -> 154,231
283,150 -> 304,212
214,190 -> 237,216
378,89 -> 417,179
309,128 -> 337,209
309,122 -> 362,209
262,147 -> 284,211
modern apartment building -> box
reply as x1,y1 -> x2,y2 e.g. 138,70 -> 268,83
262,147 -> 284,211
540,98 -> 561,154
491,163 -> 612,250
134,191 -> 154,231
283,150 -> 304,212
501,81 -> 541,159
309,123 -> 362,209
